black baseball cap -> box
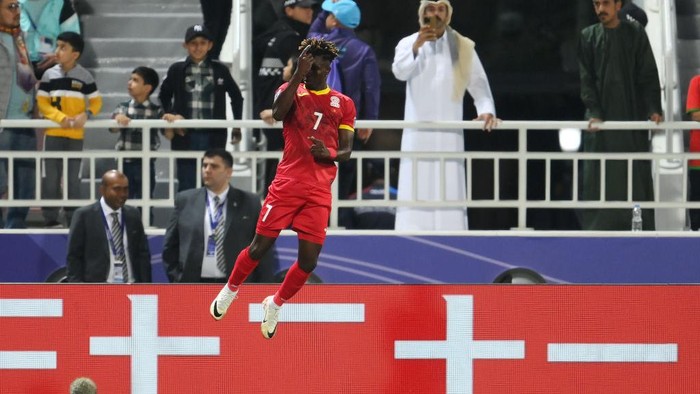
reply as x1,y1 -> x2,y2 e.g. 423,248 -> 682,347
185,24 -> 212,42
283,0 -> 316,7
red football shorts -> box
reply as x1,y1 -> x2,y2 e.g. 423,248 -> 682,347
256,177 -> 331,244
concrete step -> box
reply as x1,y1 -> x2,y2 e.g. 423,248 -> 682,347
75,0 -> 200,15
83,38 -> 186,65
90,67 -> 169,94
81,13 -> 202,39
95,57 -> 179,69
677,15 -> 700,39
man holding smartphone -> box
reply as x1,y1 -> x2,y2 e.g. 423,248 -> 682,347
391,0 -> 498,231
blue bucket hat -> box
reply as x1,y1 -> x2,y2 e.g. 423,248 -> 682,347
322,0 -> 361,29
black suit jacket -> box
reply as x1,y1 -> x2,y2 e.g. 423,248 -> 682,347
66,202 -> 152,282
162,186 -> 279,283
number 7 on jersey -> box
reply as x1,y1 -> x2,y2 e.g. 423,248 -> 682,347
313,112 -> 323,131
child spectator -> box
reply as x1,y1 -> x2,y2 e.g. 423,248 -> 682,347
159,24 -> 243,192
110,66 -> 164,202
37,31 -> 102,228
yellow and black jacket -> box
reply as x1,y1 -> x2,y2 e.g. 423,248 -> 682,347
37,63 -> 102,140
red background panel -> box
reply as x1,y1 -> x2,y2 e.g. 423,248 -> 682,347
0,285 -> 697,393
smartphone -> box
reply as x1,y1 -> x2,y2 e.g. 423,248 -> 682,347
423,15 -> 438,29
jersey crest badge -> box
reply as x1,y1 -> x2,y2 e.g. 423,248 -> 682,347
330,96 -> 340,108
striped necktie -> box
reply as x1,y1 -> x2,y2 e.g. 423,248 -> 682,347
213,197 -> 226,274
110,212 -> 129,283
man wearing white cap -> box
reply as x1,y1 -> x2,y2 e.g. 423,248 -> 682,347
392,0 -> 497,231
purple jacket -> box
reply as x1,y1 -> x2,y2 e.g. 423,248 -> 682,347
309,11 -> 380,120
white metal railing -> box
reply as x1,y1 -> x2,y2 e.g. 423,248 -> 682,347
1,119 -> 700,229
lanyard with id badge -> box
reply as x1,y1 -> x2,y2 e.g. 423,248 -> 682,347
207,195 -> 225,257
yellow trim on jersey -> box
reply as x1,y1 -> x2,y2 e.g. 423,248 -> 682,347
308,87 -> 331,95
303,85 -> 352,132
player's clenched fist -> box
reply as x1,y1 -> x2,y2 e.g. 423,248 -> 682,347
308,136 -> 330,159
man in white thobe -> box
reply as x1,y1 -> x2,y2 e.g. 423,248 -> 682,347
392,0 -> 497,231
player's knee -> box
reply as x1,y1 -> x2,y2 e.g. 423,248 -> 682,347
248,243 -> 267,260
248,235 -> 275,260
297,259 -> 317,273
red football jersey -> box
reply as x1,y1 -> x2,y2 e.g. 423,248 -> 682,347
273,82 -> 356,187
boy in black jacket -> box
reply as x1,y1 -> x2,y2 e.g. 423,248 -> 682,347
159,24 -> 244,192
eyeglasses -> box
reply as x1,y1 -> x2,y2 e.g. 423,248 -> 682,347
5,3 -> 20,11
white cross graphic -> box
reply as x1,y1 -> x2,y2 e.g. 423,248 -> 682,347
395,295 -> 525,394
248,303 -> 365,322
90,295 -> 220,394
548,343 -> 678,362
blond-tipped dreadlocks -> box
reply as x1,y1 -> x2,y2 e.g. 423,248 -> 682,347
298,37 -> 339,61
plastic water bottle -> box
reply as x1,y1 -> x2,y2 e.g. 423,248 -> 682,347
631,204 -> 643,232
